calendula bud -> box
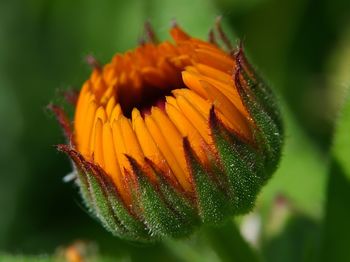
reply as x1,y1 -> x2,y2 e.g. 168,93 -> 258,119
53,23 -> 283,241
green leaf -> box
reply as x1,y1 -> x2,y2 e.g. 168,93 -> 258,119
260,104 -> 328,219
0,254 -> 53,262
332,95 -> 350,179
262,213 -> 320,262
321,94 -> 350,262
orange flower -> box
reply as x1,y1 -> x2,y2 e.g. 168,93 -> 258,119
53,22 -> 283,241
74,25 -> 252,202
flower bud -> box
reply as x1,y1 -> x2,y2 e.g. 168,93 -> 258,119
53,24 -> 283,241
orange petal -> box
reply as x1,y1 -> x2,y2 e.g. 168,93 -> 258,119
91,73 -> 107,101
194,48 -> 234,73
109,103 -> 122,122
170,25 -> 191,42
170,55 -> 192,68
181,70 -> 208,98
165,103 -> 209,164
89,107 -> 107,158
195,63 -> 233,84
195,73 -> 248,117
131,108 -> 173,180
100,84 -> 115,105
102,122 -> 127,201
75,88 -> 92,146
92,118 -> 104,168
105,96 -> 116,118
90,68 -> 100,84
165,95 -> 180,110
201,80 -> 251,139
75,81 -> 90,132
144,112 -> 191,191
172,89 -> 211,118
103,63 -> 117,83
141,67 -> 168,89
151,107 -> 191,185
119,116 -> 145,166
80,100 -> 97,158
111,118 -> 131,176
173,94 -> 212,146
158,41 -> 178,56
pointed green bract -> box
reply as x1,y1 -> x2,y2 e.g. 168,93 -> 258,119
183,138 -> 230,224
84,167 -> 128,237
209,108 -> 264,214
76,171 -> 93,210
234,58 -> 283,176
235,48 -> 283,132
59,146 -> 150,241
148,160 -> 200,234
57,145 -> 95,211
92,166 -> 150,241
102,181 -> 150,241
127,156 -> 196,238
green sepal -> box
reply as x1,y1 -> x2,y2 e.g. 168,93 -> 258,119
57,145 -> 93,210
91,165 -> 150,241
58,145 -> 149,241
183,138 -> 230,224
83,163 -> 128,237
126,156 -> 195,238
235,47 -> 283,132
234,52 -> 283,176
145,158 -> 200,235
209,108 -> 264,214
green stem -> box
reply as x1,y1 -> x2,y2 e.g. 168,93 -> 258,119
204,219 -> 260,262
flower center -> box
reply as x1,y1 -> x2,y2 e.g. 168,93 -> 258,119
91,42 -> 192,119
114,54 -> 188,118
122,86 -> 172,118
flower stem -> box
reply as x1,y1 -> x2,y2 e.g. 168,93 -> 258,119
204,219 -> 260,262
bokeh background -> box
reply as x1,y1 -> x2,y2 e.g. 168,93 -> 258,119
0,0 -> 349,261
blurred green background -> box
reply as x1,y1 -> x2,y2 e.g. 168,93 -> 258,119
0,0 -> 349,261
